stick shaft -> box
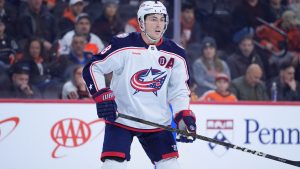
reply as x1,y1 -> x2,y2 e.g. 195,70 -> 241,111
256,17 -> 287,37
118,113 -> 300,167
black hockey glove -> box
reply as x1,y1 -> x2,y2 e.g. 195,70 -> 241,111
93,88 -> 117,122
174,110 -> 196,143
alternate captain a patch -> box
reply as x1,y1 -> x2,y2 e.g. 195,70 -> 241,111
130,67 -> 167,96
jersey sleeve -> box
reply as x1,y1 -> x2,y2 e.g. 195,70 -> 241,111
82,37 -> 125,95
167,49 -> 191,114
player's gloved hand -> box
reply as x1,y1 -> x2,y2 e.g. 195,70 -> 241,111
93,87 -> 117,122
174,110 -> 196,143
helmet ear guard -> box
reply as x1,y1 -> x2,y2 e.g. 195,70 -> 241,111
138,17 -> 144,31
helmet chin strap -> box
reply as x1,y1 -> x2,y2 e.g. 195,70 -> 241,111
143,29 -> 166,44
143,31 -> 160,44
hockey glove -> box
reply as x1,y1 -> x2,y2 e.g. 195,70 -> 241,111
93,88 -> 117,122
174,110 -> 196,143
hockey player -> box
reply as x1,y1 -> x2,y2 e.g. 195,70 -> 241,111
82,1 -> 196,169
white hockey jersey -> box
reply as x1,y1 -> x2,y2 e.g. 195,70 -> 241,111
83,32 -> 191,131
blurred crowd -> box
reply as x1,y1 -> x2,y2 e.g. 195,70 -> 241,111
0,0 -> 299,101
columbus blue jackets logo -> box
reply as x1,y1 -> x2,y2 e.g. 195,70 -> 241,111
206,119 -> 234,157
130,67 -> 167,96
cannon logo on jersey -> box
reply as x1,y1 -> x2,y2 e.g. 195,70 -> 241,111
130,67 -> 167,96
206,119 -> 234,157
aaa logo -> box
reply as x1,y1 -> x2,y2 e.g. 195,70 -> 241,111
51,118 -> 104,158
0,117 -> 20,142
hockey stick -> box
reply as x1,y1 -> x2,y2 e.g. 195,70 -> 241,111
256,17 -> 288,58
118,113 -> 300,167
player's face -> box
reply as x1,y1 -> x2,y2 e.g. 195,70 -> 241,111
239,38 -> 254,57
203,47 -> 216,60
71,36 -> 87,54
182,9 -> 194,23
246,71 -> 262,87
71,2 -> 84,16
13,73 -> 29,87
29,40 -> 41,59
74,66 -> 85,85
281,67 -> 295,83
144,14 -> 166,40
216,79 -> 229,92
75,18 -> 91,35
29,0 -> 42,11
105,3 -> 118,18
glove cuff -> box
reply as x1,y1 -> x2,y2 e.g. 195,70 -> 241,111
93,87 -> 115,103
174,110 -> 196,123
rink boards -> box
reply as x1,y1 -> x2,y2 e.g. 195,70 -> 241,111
0,100 -> 299,169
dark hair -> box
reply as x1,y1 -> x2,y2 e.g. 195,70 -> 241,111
102,0 -> 119,5
181,2 -> 195,12
202,56 -> 224,72
23,37 -> 47,61
71,64 -> 83,86
10,62 -> 30,76
72,34 -> 87,40
201,36 -> 217,49
200,37 -> 224,72
279,60 -> 293,71
239,34 -> 253,43
75,13 -> 91,23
